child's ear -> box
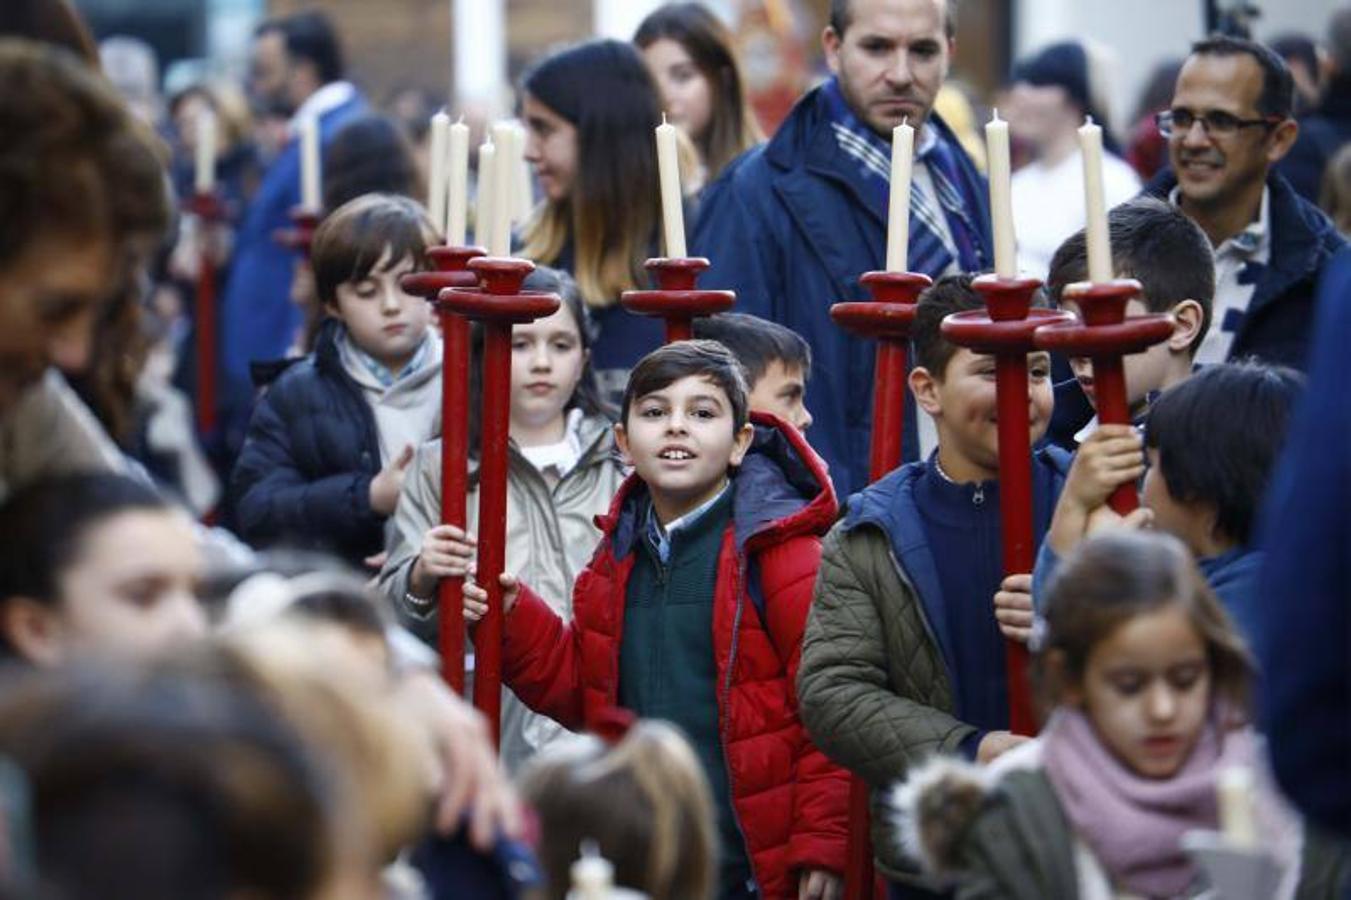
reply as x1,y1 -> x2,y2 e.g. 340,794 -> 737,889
613,423 -> 632,464
1167,300 -> 1206,353
728,422 -> 755,467
909,366 -> 943,417
0,597 -> 65,667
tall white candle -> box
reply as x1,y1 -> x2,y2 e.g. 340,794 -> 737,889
986,110 -> 1016,278
446,118 -> 470,247
1079,115 -> 1113,283
299,114 -> 321,212
427,110 -> 450,236
194,108 -> 217,195
490,122 -> 515,256
1217,766 -> 1258,849
655,114 -> 687,258
885,118 -> 914,272
475,140 -> 496,250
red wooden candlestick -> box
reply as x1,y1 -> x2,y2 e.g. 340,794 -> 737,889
940,275 -> 1074,736
829,269 -> 931,900
1034,279 -> 1173,514
399,245 -> 485,695
272,206 -> 321,255
620,257 -> 735,342
187,191 -> 225,435
439,257 -> 560,743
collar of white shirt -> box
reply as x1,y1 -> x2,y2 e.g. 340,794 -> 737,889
1167,183 -> 1270,258
289,81 -> 357,135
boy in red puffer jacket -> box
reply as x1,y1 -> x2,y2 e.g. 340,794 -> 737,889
465,340 -> 847,899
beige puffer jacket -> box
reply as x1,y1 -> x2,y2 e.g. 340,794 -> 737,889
377,411 -> 626,772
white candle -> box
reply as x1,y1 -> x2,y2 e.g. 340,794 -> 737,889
490,122 -> 515,256
655,114 -> 687,258
1079,115 -> 1113,283
475,140 -> 496,250
569,842 -> 614,900
885,118 -> 914,272
194,108 -> 217,195
299,114 -> 321,212
986,110 -> 1016,278
446,118 -> 470,247
1217,766 -> 1258,849
427,110 -> 450,237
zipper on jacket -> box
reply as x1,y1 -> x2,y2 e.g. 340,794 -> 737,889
971,483 -> 985,507
719,556 -> 759,893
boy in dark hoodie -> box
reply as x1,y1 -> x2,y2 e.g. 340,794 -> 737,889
464,340 -> 848,900
797,275 -> 1070,895
1036,360 -> 1304,642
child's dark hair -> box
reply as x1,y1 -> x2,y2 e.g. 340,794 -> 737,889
620,340 -> 750,431
0,473 -> 171,608
1047,198 -> 1215,356
466,266 -> 615,450
1039,530 -> 1253,713
1144,361 -> 1304,546
0,665 -> 333,900
692,312 -> 812,385
311,193 -> 436,308
912,274 -> 1048,377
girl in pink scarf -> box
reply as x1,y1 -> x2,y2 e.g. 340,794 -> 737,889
1038,530 -> 1301,899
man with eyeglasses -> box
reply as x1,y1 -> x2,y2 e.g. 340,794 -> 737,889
1145,34 -> 1345,370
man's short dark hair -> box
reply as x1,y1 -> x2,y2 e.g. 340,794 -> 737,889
692,313 -> 812,386
1190,34 -> 1295,119
311,194 -> 435,308
257,10 -> 344,84
1047,197 -> 1215,357
620,340 -> 750,432
1144,361 -> 1304,545
830,0 -> 957,40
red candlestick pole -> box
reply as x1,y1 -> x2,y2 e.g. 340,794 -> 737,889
188,191 -> 225,435
1034,280 -> 1174,514
400,245 -> 485,695
940,276 -> 1075,736
830,269 -> 931,900
439,258 -> 560,744
620,257 -> 735,342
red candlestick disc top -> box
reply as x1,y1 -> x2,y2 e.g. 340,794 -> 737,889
1033,279 -> 1174,356
829,270 -> 932,339
620,256 -> 736,321
400,245 -> 486,299
439,257 -> 560,322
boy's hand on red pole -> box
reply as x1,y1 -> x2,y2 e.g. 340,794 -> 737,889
411,525 -> 478,596
1066,425 -> 1144,511
799,869 -> 843,900
462,573 -> 521,623
993,574 -> 1034,644
370,444 -> 416,517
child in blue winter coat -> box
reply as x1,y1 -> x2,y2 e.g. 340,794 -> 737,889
230,194 -> 442,567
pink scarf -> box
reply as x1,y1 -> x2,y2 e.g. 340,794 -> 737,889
1040,707 -> 1256,899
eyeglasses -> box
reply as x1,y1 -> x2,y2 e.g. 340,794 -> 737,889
1155,108 -> 1282,138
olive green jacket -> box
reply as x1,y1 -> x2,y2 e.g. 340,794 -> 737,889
798,518 -> 977,880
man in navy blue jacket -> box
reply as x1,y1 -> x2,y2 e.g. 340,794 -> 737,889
692,0 -> 991,496
1143,35 -> 1345,372
219,10 -> 366,456
1257,246 -> 1351,840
